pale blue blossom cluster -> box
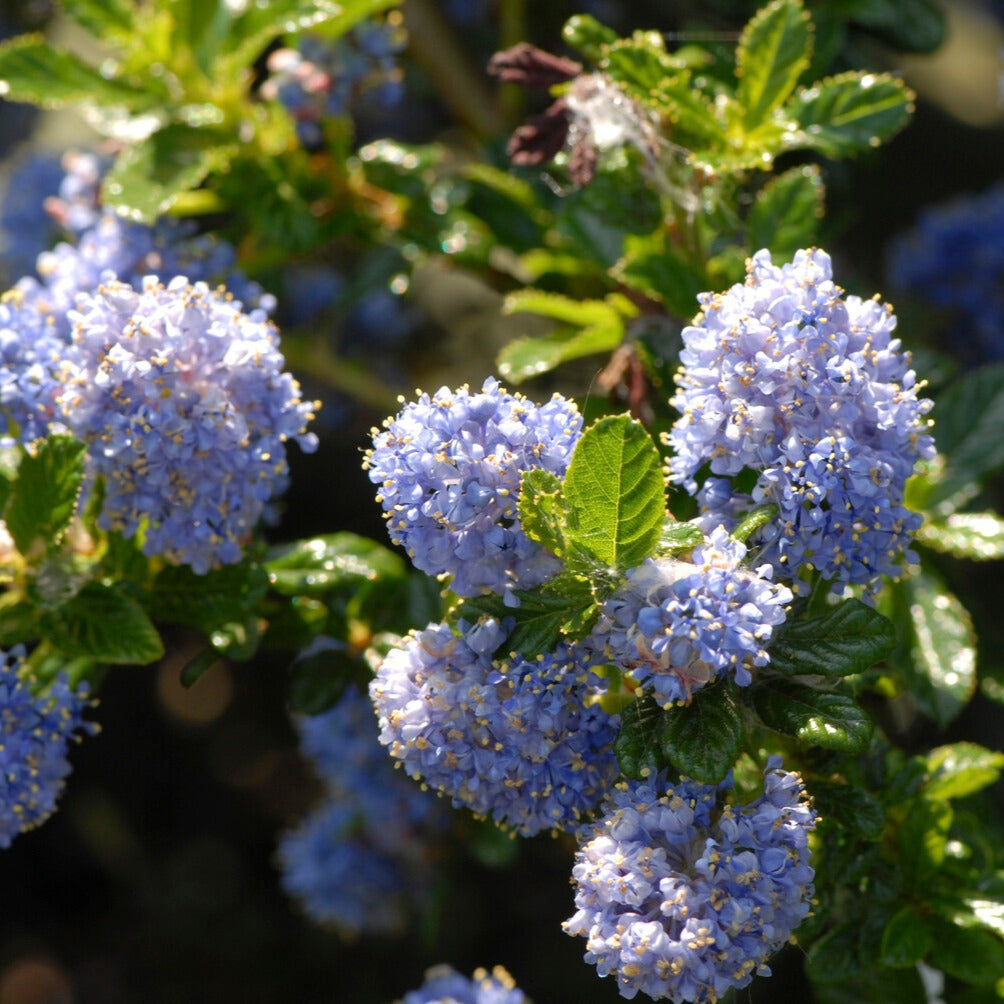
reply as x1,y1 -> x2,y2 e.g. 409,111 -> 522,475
586,526 -> 792,707
564,758 -> 816,1002
279,685 -> 444,935
0,647 -> 97,848
366,378 -> 582,600
370,617 -> 620,836
887,183 -> 1004,362
401,964 -> 527,1004
57,276 -> 317,573
668,248 -> 935,592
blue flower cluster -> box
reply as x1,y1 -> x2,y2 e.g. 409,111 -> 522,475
370,617 -> 620,836
401,964 -> 527,1004
262,20 -> 405,147
668,248 -> 935,592
564,758 -> 816,1002
366,377 -> 582,601
887,183 -> 1004,362
57,276 -> 318,573
279,683 -> 444,935
0,647 -> 97,848
587,526 -> 792,707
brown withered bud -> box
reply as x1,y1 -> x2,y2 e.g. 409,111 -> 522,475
487,42 -> 582,88
506,97 -> 571,166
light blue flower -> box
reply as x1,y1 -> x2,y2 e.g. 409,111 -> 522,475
401,964 -> 527,1004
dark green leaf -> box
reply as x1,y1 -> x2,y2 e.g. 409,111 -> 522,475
925,742 -> 1004,801
614,694 -> 667,779
266,533 -> 406,596
288,642 -> 366,715
927,919 -> 1004,986
900,566 -> 977,726
810,780 -> 885,839
0,591 -> 39,646
146,562 -> 269,635
787,71 -> 914,158
0,34 -> 144,109
101,123 -> 236,224
5,436 -> 86,556
805,922 -> 863,984
40,582 -> 164,664
769,599 -> 896,677
660,682 -> 744,783
916,512 -> 1004,560
897,797 -> 952,883
563,415 -> 665,572
561,14 -> 618,61
179,647 -> 222,688
810,964 -> 926,1004
751,679 -> 873,750
928,364 -> 1004,507
748,165 -> 824,259
880,905 -> 932,967
518,469 -> 567,558
495,574 -> 598,658
843,0 -> 946,53
613,232 -> 707,319
736,0 -> 813,129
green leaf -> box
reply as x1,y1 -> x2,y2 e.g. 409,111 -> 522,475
660,682 -> 744,783
266,533 -> 406,596
786,71 -> 914,158
842,0 -> 946,53
731,503 -> 778,544
502,290 -> 631,327
810,780 -> 885,839
614,694 -> 667,779
179,647 -> 221,688
288,642 -> 365,715
751,678 -> 873,750
897,796 -> 953,882
927,919 -> 1004,986
518,469 -> 567,558
810,965 -> 926,1004
932,879 -> 1004,940
613,231 -> 707,319
917,512 -> 1004,560
562,13 -> 618,61
928,364 -> 1004,507
805,922 -> 864,984
649,72 -> 725,148
601,34 -> 686,102
40,582 -> 164,664
563,415 -> 665,573
101,123 -> 236,224
748,164 -> 824,259
736,0 -> 813,129
62,0 -> 134,39
496,324 -> 626,383
925,743 -> 1004,801
880,905 -> 933,968
145,562 -> 269,635
495,574 -> 599,658
769,599 -> 896,678
658,520 -> 705,554
4,436 -> 86,556
899,566 -> 977,726
0,34 -> 144,109
0,591 -> 40,646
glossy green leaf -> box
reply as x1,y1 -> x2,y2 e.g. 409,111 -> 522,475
748,165 -> 824,259
880,905 -> 932,968
0,34 -> 143,109
266,533 -> 406,596
900,566 -> 977,726
927,364 -> 1004,507
563,415 -> 665,572
787,71 -> 914,158
146,562 -> 269,635
40,582 -> 164,665
927,919 -> 1004,986
660,682 -> 744,784
736,0 -> 813,129
518,469 -> 567,558
751,679 -> 873,751
916,512 -> 1004,560
4,436 -> 86,556
925,743 -> 1004,801
497,324 -> 625,383
769,599 -> 896,678
614,694 -> 667,779
101,123 -> 236,224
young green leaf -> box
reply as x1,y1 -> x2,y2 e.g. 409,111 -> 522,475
4,436 -> 86,556
916,512 -> 1004,560
649,72 -> 725,148
736,0 -> 813,130
751,678 -> 873,751
659,682 -> 744,784
561,13 -> 618,61
40,582 -> 164,664
768,599 -> 896,677
100,123 -> 236,224
563,415 -> 665,573
786,71 -> 914,158
748,164 -> 824,259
